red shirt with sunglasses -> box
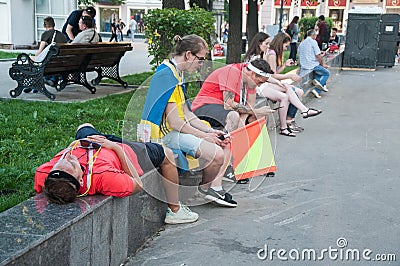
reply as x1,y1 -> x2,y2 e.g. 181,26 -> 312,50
34,142 -> 143,197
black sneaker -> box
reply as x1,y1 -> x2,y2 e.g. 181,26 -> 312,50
222,165 -> 236,183
198,187 -> 238,207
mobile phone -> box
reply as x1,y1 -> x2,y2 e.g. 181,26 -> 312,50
273,106 -> 284,110
218,133 -> 230,140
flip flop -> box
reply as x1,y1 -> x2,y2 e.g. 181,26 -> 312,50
302,108 -> 322,119
280,128 -> 296,137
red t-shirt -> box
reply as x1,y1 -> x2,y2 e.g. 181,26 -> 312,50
34,143 -> 143,197
191,63 -> 256,111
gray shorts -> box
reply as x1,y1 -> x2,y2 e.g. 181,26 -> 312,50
193,104 -> 232,129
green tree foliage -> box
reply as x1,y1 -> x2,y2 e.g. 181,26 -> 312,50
298,16 -> 333,40
163,0 -> 185,9
144,7 -> 215,68
78,0 -> 125,5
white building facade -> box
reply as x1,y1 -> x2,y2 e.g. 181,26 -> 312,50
0,0 -> 161,48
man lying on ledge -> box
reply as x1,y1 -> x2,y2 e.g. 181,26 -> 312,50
34,123 -> 198,224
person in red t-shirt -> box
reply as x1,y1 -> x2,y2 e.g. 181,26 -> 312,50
192,58 -> 275,133
34,123 -> 199,224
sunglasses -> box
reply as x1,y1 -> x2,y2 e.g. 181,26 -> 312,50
79,139 -> 101,149
194,54 -> 207,61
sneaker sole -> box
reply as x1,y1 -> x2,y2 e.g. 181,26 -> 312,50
165,216 -> 199,224
205,195 -> 238,207
312,80 -> 324,91
222,176 -> 236,182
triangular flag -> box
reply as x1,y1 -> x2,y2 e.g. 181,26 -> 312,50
230,117 -> 276,180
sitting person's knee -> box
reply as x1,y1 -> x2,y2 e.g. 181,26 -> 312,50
162,146 -> 176,165
213,147 -> 225,165
226,111 -> 240,124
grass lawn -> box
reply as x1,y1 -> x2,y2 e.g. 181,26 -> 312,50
0,51 -> 29,59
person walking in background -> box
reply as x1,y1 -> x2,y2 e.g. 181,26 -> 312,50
298,29 -> 330,99
116,18 -> 126,42
129,16 -> 137,43
141,34 -> 238,207
109,18 -> 118,42
287,16 -> 300,63
62,6 -> 96,42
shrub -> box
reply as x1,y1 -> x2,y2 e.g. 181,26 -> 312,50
298,16 -> 333,41
144,7 -> 215,68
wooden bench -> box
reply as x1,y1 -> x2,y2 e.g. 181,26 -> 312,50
9,42 -> 133,100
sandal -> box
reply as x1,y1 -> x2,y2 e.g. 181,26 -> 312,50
279,128 -> 296,137
302,108 -> 322,119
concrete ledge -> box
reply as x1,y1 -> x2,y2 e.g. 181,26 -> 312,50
0,169 -> 167,266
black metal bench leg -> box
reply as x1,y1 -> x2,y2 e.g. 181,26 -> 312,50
91,64 -> 128,88
60,72 -> 97,94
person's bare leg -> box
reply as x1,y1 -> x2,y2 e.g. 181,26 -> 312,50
160,147 -> 180,212
259,84 -> 290,130
196,141 -> 224,189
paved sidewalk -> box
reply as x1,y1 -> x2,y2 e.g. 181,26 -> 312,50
125,66 -> 400,265
0,40 -> 152,102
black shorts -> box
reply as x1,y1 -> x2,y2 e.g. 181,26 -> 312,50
75,126 -> 164,172
193,104 -> 232,129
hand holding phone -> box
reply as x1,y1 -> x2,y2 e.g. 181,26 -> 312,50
218,133 -> 230,140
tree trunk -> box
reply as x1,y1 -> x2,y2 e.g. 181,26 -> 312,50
162,0 -> 185,9
226,0 -> 242,64
247,0 -> 258,47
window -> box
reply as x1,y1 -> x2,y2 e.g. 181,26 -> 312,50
275,8 -> 290,28
99,7 -> 119,33
329,9 -> 344,31
302,9 -> 316,17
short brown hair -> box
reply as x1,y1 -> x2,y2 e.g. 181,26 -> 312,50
44,178 -> 78,204
81,15 -> 94,28
43,16 -> 55,28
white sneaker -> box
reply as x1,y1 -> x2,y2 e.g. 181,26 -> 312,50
312,79 -> 324,91
164,203 -> 199,224
322,85 -> 329,92
311,89 -> 322,99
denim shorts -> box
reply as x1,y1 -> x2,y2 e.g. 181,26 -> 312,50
162,131 -> 202,158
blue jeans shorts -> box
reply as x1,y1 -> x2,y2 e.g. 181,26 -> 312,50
162,131 -> 202,158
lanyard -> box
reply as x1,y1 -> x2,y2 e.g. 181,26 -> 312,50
64,140 -> 102,197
